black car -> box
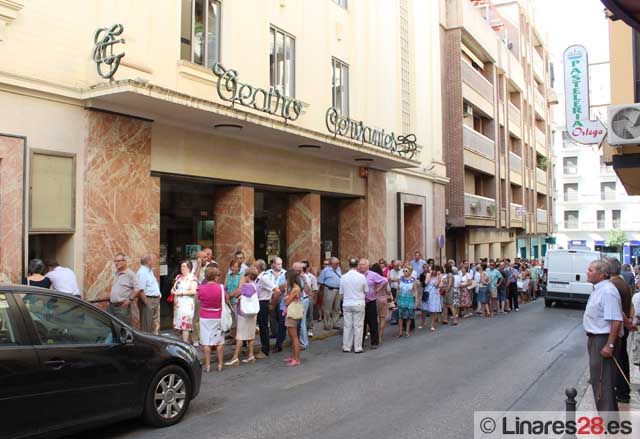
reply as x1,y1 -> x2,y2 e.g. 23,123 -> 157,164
0,285 -> 201,438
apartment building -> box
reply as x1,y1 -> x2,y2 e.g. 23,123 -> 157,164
0,0 -> 446,301
554,130 -> 640,264
440,0 -> 556,262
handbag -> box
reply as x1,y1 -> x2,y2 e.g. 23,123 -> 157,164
221,301 -> 233,332
239,285 -> 259,316
287,300 -> 303,320
167,292 -> 174,303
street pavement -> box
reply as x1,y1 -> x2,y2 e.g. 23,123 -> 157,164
80,300 -> 588,439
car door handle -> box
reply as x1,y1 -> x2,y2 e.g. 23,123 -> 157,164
576,274 -> 580,281
44,360 -> 66,370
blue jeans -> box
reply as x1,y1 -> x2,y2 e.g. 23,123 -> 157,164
299,296 -> 310,348
497,286 -> 507,302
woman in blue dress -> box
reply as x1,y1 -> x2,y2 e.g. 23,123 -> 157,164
427,265 -> 443,331
397,267 -> 419,337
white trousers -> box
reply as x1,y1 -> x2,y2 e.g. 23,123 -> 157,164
342,302 -> 365,352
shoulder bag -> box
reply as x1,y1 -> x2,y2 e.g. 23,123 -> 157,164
239,283 -> 260,316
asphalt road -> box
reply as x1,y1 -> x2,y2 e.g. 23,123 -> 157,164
82,300 -> 588,439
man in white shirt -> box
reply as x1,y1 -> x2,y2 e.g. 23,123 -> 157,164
255,259 -> 280,359
45,261 -> 81,297
583,259 -> 624,414
339,258 -> 368,353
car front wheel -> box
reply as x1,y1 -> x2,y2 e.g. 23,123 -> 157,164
143,365 -> 192,427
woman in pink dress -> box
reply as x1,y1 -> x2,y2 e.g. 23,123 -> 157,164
198,266 -> 225,372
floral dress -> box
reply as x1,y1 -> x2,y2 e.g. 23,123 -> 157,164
426,276 -> 442,313
397,277 -> 416,320
173,274 -> 196,331
459,273 -> 472,308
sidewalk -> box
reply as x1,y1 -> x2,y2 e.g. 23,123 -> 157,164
161,320 -> 341,361
577,346 -> 640,412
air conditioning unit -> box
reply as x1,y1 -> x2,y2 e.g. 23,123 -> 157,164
463,102 -> 473,118
608,104 -> 640,145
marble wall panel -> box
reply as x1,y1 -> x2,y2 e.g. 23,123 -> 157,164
433,183 -> 447,259
338,197 -> 366,263
214,186 -> 254,281
0,135 -> 24,283
287,193 -> 321,268
84,112 -> 160,327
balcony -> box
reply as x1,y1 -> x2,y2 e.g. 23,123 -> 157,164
535,127 -> 546,150
464,193 -> 497,219
536,168 -> 546,184
510,203 -> 525,227
463,125 -> 495,158
536,208 -> 547,224
462,61 -> 494,104
534,88 -> 545,117
509,151 -> 522,174
533,50 -> 544,82
508,102 -> 521,126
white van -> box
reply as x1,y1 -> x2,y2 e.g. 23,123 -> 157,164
543,249 -> 605,307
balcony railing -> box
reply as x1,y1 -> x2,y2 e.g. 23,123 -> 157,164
533,51 -> 544,79
464,193 -> 497,219
534,88 -> 545,115
462,61 -> 494,103
510,203 -> 525,222
463,125 -> 495,158
536,168 -> 546,184
508,102 -> 521,126
536,208 -> 547,224
509,151 -> 522,173
535,128 -> 546,147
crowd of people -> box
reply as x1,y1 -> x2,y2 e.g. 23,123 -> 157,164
18,249 -> 640,382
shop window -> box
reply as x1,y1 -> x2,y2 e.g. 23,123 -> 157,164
180,0 -> 221,69
332,57 -> 349,116
270,26 -> 295,97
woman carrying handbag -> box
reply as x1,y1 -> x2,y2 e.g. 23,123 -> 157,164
225,267 -> 260,367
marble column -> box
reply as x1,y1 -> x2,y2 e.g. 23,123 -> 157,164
0,135 -> 24,283
489,242 -> 501,260
214,186 -> 254,278
84,111 -> 160,325
287,193 -> 320,269
477,243 -> 490,260
432,183 -> 446,260
338,169 -> 387,264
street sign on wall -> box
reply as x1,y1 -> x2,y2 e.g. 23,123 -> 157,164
563,45 -> 606,144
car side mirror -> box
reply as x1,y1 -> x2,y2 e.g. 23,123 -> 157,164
120,327 -> 134,344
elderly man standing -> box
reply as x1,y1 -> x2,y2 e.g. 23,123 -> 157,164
359,258 -> 387,349
137,252 -> 161,334
340,258 -> 368,353
319,257 -> 342,330
254,259 -> 280,359
411,252 -> 427,277
109,253 -> 145,325
583,259 -> 623,414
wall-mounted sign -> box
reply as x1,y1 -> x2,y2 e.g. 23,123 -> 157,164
563,45 -> 606,144
92,24 -> 126,80
325,107 -> 418,159
212,63 -> 302,122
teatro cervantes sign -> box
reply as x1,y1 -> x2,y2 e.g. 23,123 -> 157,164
563,45 -> 606,144
212,63 -> 303,122
92,24 -> 126,80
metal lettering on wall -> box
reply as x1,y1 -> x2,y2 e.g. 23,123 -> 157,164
212,63 -> 303,122
92,24 -> 126,80
325,107 -> 418,159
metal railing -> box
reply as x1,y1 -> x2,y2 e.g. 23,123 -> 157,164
463,125 -> 495,158
464,193 -> 497,218
509,151 -> 522,173
462,61 -> 494,103
536,209 -> 547,224
510,203 -> 525,222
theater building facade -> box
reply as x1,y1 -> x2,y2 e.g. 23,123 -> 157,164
0,0 -> 446,304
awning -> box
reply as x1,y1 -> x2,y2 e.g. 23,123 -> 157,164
601,0 -> 640,30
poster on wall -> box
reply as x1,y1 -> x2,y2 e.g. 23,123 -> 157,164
185,244 -> 202,260
159,244 -> 168,276
266,230 -> 280,260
